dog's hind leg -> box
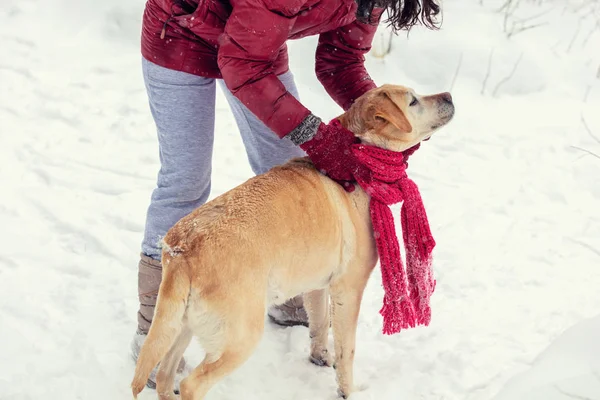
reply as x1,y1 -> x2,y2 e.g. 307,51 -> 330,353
155,325 -> 193,400
179,303 -> 265,400
304,289 -> 332,367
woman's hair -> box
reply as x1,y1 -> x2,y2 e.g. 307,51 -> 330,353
355,0 -> 442,32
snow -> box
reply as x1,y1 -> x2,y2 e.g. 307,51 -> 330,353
1,0 -> 599,399
492,314 -> 600,400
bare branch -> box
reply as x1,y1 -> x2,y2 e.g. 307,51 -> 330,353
567,22 -> 582,53
581,25 -> 595,49
481,48 -> 495,95
492,52 -> 524,97
570,146 -> 600,160
567,238 -> 600,259
550,38 -> 563,59
499,0 -> 521,34
517,6 -> 554,23
583,85 -> 592,103
385,30 -> 393,56
507,21 -> 548,38
449,52 -> 463,92
553,384 -> 594,400
499,0 -> 553,39
370,18 -> 394,59
581,115 -> 600,146
496,0 -> 513,14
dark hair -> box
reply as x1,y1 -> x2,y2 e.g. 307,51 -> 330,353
355,0 -> 442,32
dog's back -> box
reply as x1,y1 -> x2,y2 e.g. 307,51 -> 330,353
161,157 -> 350,276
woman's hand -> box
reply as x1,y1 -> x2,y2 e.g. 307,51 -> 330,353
299,119 -> 360,192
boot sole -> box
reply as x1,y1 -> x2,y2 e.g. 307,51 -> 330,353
268,314 -> 309,327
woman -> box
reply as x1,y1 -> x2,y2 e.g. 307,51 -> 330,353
132,0 -> 441,386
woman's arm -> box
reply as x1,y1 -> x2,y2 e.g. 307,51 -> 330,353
217,0 -> 372,188
315,9 -> 384,111
217,0 -> 311,140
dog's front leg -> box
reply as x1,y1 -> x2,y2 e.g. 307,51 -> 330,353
329,281 -> 366,399
304,289 -> 332,367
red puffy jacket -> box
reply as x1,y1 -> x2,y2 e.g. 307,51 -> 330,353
141,0 -> 382,138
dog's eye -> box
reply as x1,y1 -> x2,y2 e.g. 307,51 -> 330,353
409,97 -> 418,107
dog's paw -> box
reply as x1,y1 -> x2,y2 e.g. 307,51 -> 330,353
337,383 -> 364,399
337,388 -> 349,399
309,349 -> 333,367
158,391 -> 179,400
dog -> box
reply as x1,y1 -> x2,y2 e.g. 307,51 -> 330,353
131,84 -> 455,400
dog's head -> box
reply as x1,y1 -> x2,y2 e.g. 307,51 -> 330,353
341,84 -> 455,152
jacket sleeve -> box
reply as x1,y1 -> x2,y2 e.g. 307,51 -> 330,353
217,0 -> 312,139
315,9 -> 383,111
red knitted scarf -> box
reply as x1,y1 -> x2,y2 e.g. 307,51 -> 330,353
338,121 -> 437,335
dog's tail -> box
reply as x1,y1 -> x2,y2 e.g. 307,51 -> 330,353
131,253 -> 190,398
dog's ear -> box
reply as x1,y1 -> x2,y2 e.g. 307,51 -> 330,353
373,90 -> 413,133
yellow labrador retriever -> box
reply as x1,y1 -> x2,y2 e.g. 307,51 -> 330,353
131,84 -> 455,400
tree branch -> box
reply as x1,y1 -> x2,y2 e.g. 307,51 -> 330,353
581,115 -> 600,146
570,146 -> 600,160
567,238 -> 600,259
481,48 -> 495,95
553,385 -> 595,400
507,21 -> 548,39
492,52 -> 524,97
449,52 -> 463,92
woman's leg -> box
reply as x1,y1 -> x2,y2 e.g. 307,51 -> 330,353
134,58 -> 217,388
139,60 -> 216,265
137,58 -> 217,334
218,71 -> 309,327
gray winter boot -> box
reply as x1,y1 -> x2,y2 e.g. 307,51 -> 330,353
268,295 -> 309,327
132,253 -> 189,390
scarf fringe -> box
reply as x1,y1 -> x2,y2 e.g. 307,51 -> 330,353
380,297 -> 417,335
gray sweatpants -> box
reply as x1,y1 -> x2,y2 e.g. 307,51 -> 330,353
140,57 -> 304,259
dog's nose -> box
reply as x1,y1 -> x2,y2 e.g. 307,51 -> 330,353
440,92 -> 453,104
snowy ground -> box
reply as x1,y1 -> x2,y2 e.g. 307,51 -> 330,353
492,314 -> 600,400
1,0 -> 599,399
